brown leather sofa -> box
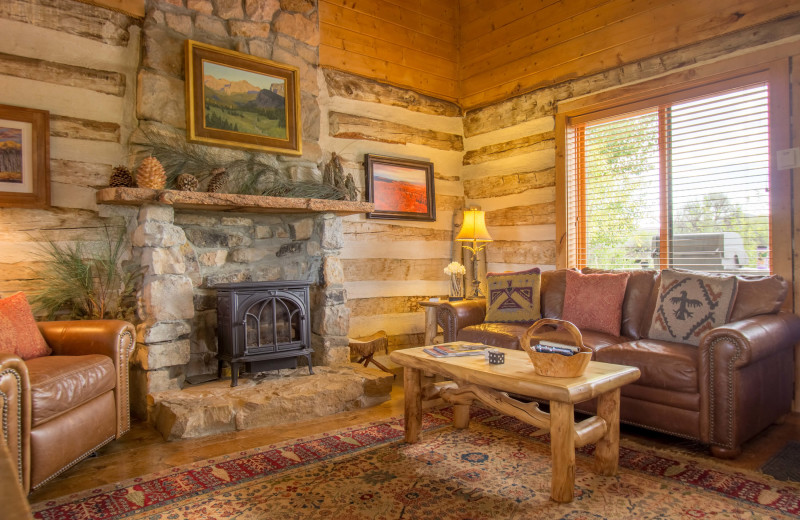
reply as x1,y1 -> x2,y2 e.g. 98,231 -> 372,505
437,269 -> 800,458
0,320 -> 135,494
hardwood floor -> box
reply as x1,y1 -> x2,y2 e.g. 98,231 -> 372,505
29,371 -> 800,504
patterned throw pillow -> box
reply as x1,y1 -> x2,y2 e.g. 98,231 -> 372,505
0,292 -> 51,360
647,270 -> 738,346
561,270 -> 630,337
485,268 -> 542,323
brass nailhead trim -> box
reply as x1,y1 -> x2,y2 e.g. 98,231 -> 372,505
707,336 -> 742,450
0,368 -> 24,485
438,307 -> 456,343
118,329 -> 134,438
32,436 -> 115,490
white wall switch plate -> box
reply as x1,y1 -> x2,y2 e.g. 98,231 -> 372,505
776,148 -> 800,170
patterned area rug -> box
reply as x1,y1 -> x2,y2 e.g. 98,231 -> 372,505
32,407 -> 800,519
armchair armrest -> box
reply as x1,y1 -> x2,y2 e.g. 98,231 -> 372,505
0,353 -> 30,494
698,311 -> 800,454
36,320 -> 136,439
438,299 -> 487,342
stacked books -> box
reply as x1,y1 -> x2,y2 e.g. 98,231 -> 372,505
423,342 -> 489,357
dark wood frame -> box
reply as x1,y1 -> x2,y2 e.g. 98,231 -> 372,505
185,40 -> 302,155
364,154 -> 436,221
0,104 -> 50,209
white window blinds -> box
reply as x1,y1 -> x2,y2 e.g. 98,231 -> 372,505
566,83 -> 770,273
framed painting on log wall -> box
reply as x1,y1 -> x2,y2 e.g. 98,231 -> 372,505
0,104 -> 50,209
365,154 -> 435,221
185,40 -> 302,155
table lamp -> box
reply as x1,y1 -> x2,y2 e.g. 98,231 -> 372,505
455,208 -> 493,299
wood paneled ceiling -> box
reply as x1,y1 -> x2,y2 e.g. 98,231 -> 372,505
321,0 -> 800,111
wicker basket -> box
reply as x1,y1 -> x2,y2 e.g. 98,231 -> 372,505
520,319 -> 592,377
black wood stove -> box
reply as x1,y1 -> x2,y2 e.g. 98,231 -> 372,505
216,281 -> 313,386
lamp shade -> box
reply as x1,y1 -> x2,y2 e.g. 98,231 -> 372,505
456,208 -> 492,242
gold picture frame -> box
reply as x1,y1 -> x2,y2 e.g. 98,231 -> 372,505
185,40 -> 302,155
0,104 -> 50,209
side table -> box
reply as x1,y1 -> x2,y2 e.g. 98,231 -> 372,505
419,300 -> 446,345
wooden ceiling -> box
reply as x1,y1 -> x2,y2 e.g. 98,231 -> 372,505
73,0 -> 800,111
321,0 -> 800,111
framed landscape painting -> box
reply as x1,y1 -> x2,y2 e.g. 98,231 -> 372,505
0,104 -> 50,209
365,154 -> 435,221
185,40 -> 302,155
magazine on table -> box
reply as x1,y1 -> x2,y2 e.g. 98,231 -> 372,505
423,342 -> 490,357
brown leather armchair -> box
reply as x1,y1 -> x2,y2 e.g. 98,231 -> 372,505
0,320 -> 135,494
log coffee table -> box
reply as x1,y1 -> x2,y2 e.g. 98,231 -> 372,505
389,346 -> 640,503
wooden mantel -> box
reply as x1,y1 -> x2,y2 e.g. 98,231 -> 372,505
96,187 -> 374,216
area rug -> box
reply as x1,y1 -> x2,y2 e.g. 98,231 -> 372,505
761,440 -> 800,482
32,407 -> 800,519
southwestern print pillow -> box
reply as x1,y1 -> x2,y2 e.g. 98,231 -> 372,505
648,269 -> 738,346
485,268 -> 541,323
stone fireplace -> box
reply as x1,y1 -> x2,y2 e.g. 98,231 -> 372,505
98,189 -> 392,439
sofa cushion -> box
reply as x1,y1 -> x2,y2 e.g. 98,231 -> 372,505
0,292 -> 51,360
648,269 -> 737,346
562,270 -> 630,336
595,339 -> 698,393
730,274 -> 787,320
485,268 -> 541,323
541,269 -> 571,319
582,268 -> 657,339
458,322 -> 533,350
26,354 -> 116,427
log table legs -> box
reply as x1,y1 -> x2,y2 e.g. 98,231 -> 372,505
550,401 -> 577,503
403,367 -> 423,443
401,377 -> 625,503
594,388 -> 621,475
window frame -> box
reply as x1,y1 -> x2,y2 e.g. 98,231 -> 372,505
555,59 -> 791,305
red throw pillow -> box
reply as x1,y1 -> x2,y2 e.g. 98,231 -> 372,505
0,292 -> 51,360
561,270 -> 630,337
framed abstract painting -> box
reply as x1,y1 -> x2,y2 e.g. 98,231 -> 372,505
185,40 -> 302,155
365,154 -> 435,221
0,104 -> 50,209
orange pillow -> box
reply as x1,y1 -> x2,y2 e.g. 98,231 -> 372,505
561,270 -> 630,337
0,292 -> 51,360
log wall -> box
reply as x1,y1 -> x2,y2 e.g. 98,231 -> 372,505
0,0 -> 140,298
319,0 -> 459,103
458,0 -> 800,110
321,68 -> 464,349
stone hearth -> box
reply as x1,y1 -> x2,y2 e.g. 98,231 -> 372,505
148,365 -> 393,440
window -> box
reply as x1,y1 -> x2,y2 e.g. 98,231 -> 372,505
564,78 -> 773,274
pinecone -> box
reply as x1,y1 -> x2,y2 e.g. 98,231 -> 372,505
206,167 -> 228,193
109,165 -> 134,188
136,156 -> 166,190
175,173 -> 199,192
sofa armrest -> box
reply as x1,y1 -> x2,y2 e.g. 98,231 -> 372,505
698,311 -> 800,453
37,320 -> 136,439
0,353 -> 30,494
700,312 -> 800,367
438,299 -> 487,342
